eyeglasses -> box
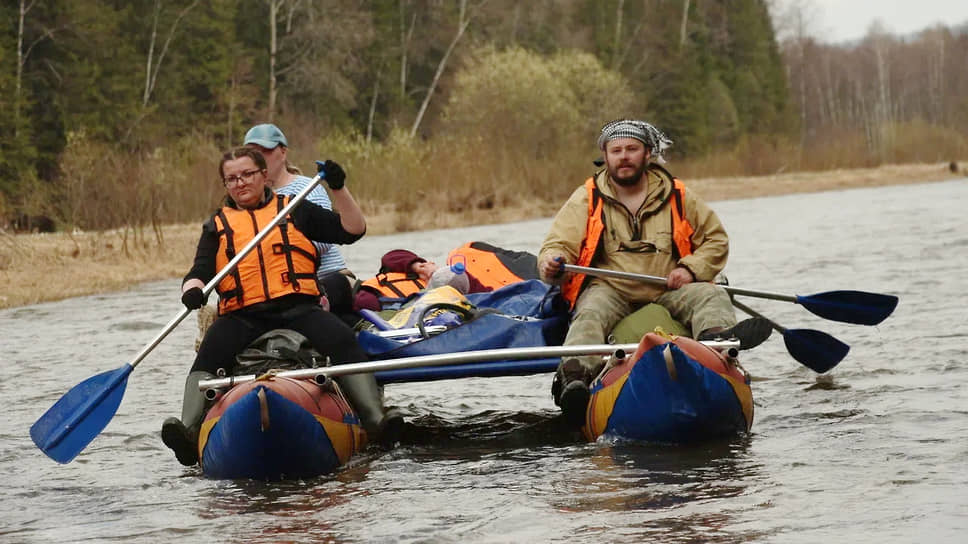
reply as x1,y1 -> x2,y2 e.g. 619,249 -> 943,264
222,169 -> 263,187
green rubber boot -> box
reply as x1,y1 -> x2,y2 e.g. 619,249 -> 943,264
336,373 -> 404,449
161,371 -> 213,466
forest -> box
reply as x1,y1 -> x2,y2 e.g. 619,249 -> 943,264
2,0 -> 967,234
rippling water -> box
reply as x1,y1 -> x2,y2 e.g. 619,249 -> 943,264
2,179 -> 966,543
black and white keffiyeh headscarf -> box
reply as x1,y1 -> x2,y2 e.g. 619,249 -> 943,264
597,119 -> 673,163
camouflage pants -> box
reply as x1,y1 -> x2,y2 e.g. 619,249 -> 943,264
561,280 -> 736,376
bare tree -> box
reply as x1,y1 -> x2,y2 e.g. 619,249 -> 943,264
611,0 -> 624,68
509,2 -> 521,44
399,0 -> 416,99
267,0 -> 284,121
265,0 -> 307,120
849,24 -> 898,160
225,59 -> 256,144
265,0 -> 355,121
367,62 -> 384,146
769,0 -> 824,148
15,0 -> 60,137
611,0 -> 646,71
143,0 -> 201,107
925,28 -> 946,124
15,0 -> 32,134
679,0 -> 690,49
410,0 -> 484,138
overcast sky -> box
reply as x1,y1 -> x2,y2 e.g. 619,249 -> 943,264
775,0 -> 968,43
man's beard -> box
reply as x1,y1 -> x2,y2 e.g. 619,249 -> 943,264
608,161 -> 647,186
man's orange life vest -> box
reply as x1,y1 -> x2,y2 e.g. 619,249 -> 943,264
214,194 -> 319,314
360,272 -> 426,300
561,175 -> 695,308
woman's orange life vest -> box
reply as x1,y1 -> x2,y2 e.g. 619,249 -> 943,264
360,272 -> 426,300
214,194 -> 319,314
561,176 -> 696,309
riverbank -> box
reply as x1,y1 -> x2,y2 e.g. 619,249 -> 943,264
1,161 -> 962,310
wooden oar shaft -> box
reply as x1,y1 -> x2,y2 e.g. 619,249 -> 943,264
127,173 -> 323,370
198,339 -> 742,390
563,264 -> 797,303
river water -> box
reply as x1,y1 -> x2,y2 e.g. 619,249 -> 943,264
2,179 -> 966,543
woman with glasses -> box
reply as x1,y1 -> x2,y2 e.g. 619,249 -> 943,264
162,146 -> 403,467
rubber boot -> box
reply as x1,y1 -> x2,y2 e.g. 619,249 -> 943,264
161,371 -> 213,466
336,373 -> 404,449
554,358 -> 593,429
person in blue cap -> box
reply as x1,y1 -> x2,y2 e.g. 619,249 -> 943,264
243,123 -> 363,325
245,125 -> 357,281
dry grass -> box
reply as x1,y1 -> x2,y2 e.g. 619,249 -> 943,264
0,224 -> 200,308
0,161 -> 961,310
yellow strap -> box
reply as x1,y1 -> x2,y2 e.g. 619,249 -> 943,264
652,326 -> 679,341
254,369 -> 280,382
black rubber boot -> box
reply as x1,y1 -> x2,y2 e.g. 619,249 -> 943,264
337,373 -> 404,449
559,380 -> 591,429
554,358 -> 593,429
161,371 -> 213,466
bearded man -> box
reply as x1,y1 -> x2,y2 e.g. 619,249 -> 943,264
537,119 -> 771,427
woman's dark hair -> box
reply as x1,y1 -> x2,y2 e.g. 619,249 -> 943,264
218,147 -> 267,180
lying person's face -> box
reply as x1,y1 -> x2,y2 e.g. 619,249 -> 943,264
411,261 -> 438,281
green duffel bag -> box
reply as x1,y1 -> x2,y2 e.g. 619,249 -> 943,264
610,303 -> 690,344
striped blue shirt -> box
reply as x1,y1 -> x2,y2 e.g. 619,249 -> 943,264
274,175 -> 349,276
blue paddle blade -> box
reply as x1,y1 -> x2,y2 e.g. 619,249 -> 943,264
796,290 -> 898,326
30,364 -> 133,464
782,329 -> 850,373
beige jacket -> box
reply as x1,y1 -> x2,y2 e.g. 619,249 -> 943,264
539,165 -> 729,304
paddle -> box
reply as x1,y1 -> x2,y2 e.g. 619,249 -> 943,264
196,339 -> 743,391
731,299 -> 848,373
30,166 -> 328,464
562,264 -> 898,326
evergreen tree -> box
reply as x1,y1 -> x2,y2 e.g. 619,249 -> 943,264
719,0 -> 792,134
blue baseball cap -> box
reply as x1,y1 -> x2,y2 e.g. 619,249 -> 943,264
243,123 -> 288,149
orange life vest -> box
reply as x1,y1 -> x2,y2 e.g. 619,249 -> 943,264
669,178 -> 695,260
561,175 -> 695,309
360,272 -> 426,300
447,242 -> 535,291
214,194 -> 319,314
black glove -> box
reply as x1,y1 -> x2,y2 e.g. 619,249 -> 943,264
317,159 -> 346,190
181,287 -> 208,310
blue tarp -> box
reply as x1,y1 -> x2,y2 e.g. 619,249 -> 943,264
358,280 -> 569,383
